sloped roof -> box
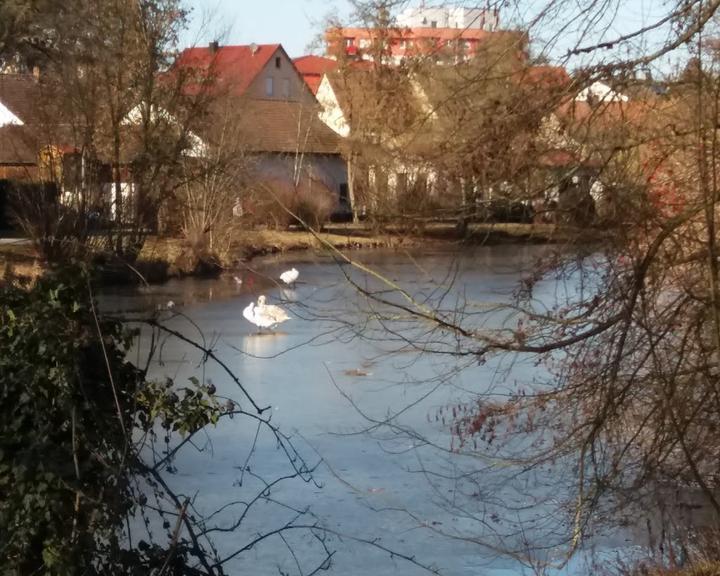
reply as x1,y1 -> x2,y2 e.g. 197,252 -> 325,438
293,55 -> 337,76
235,99 -> 343,155
174,44 -> 281,96
518,66 -> 571,90
0,74 -> 42,123
0,75 -> 72,165
293,55 -> 338,94
0,125 -> 38,164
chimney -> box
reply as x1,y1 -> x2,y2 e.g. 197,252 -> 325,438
209,40 -> 219,53
250,43 -> 259,55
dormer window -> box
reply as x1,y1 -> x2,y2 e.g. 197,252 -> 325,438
431,20 -> 437,28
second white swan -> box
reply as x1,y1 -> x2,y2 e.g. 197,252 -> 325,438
243,295 -> 291,330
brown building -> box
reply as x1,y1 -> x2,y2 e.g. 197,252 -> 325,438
174,43 -> 350,217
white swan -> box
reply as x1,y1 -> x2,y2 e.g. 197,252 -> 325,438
243,295 -> 290,330
279,267 -> 299,285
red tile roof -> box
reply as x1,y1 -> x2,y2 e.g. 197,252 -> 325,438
174,44 -> 281,96
519,66 -> 571,89
293,55 -> 338,94
293,55 -> 337,76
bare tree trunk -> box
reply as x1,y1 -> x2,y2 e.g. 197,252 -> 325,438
348,153 -> 358,223
113,127 -> 123,255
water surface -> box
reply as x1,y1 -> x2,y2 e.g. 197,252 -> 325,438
102,246 -> 651,576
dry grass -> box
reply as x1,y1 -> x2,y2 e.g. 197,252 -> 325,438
0,241 -> 41,283
138,229 -> 397,269
138,236 -> 188,264
236,228 -> 396,256
0,222 -> 567,283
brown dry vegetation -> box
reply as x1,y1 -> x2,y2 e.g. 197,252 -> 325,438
0,222 -> 573,283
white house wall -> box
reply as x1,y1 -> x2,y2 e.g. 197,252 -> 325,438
316,76 -> 350,137
0,101 -> 23,127
252,153 -> 349,203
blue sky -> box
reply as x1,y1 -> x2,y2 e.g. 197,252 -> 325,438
182,0 -> 353,57
180,1 -> 683,73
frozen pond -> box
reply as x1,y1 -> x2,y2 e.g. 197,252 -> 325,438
101,245 -> 653,575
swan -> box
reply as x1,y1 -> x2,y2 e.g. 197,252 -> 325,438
279,267 -> 299,286
243,295 -> 290,330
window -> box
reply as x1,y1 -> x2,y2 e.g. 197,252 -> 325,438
396,173 -> 408,196
400,39 -> 407,49
282,78 -> 290,98
345,37 -> 355,47
339,183 -> 349,206
275,56 -> 281,68
359,38 -> 370,48
265,77 -> 273,96
430,20 -> 437,28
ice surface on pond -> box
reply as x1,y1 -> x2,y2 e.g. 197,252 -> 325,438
101,246 -> 657,576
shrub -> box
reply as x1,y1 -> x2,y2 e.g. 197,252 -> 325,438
293,180 -> 336,229
0,268 -> 224,572
244,179 -> 337,230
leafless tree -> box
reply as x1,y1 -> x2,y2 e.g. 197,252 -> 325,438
301,1 -> 720,572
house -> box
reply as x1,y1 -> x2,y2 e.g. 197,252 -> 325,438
293,55 -> 337,95
313,58 -> 592,221
396,5 -> 500,31
0,73 -> 46,181
325,12 -> 526,66
548,80 -> 705,221
0,72 -> 183,229
314,65 -> 431,217
176,43 -> 313,103
575,81 -> 629,104
174,43 -> 350,219
0,74 -> 60,229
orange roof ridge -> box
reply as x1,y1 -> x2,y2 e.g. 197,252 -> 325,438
175,43 -> 284,96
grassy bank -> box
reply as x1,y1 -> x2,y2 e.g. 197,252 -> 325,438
139,228 -> 404,265
0,241 -> 42,283
0,222 -> 576,284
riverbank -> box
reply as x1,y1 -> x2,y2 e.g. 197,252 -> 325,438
0,222 -> 581,284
